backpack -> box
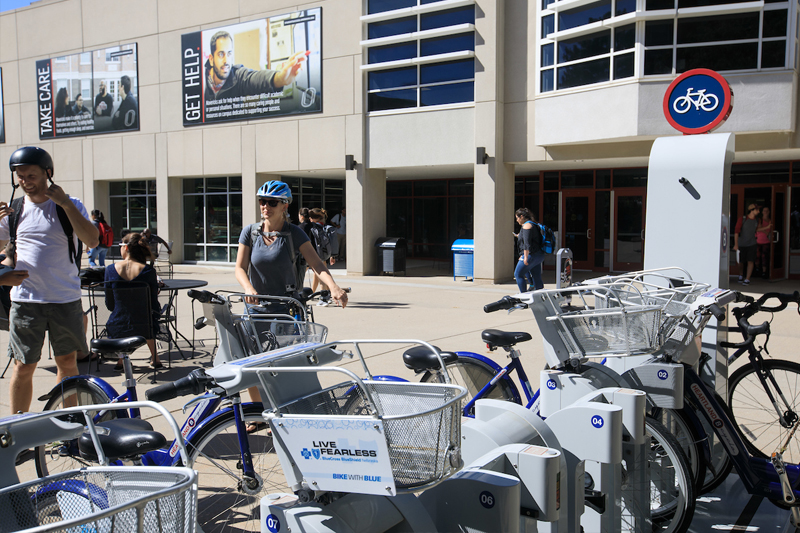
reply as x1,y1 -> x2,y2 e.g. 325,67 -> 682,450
248,223 -> 306,292
7,197 -> 83,272
98,221 -> 113,248
311,223 -> 336,261
537,222 -> 556,254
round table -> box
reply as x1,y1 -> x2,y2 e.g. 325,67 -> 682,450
160,279 -> 208,355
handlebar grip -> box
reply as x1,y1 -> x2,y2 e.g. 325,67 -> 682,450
146,369 -> 212,403
484,296 -> 521,313
708,303 -> 726,321
735,292 -> 755,304
187,289 -> 225,305
719,341 -> 736,348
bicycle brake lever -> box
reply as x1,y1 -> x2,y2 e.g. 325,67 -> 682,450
182,392 -> 220,413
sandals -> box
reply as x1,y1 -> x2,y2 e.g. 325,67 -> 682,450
246,422 -> 270,435
150,361 -> 164,369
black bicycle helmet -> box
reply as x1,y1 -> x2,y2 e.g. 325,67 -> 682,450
9,146 -> 54,176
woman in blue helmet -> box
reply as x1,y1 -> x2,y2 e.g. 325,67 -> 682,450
235,180 -> 347,306
235,181 -> 347,431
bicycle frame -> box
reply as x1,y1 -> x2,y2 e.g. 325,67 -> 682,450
683,367 -> 800,501
450,350 -> 526,416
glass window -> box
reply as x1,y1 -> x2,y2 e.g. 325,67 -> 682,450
541,70 -> 555,92
764,9 -> 788,38
616,0 -> 635,16
415,180 -> 447,196
558,58 -> 610,89
613,168 -> 648,187
615,24 -> 635,50
677,13 -> 759,44
420,6 -> 475,30
182,177 -> 242,263
543,172 -> 559,190
108,179 -> 158,247
645,49 -> 673,74
542,14 -> 555,38
449,179 -> 473,195
420,33 -> 474,56
369,89 -> 417,111
368,0 -> 415,15
614,52 -> 635,78
109,182 -> 126,195
646,20 -> 673,46
421,81 -> 474,105
542,43 -> 555,67
762,40 -> 787,68
368,41 -> 417,64
559,0 -> 612,32
596,170 -> 611,189
420,59 -> 474,84
559,32 -> 611,63
646,0 -> 674,9
368,17 -> 416,39
369,67 -> 417,90
388,181 -> 413,196
543,0 -> 555,8
561,171 -> 594,188
679,0 -> 756,7
676,42 -> 758,72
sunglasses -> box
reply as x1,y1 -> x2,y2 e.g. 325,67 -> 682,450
259,198 -> 284,207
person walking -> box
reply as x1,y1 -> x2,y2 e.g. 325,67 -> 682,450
756,206 -> 773,279
514,208 -> 545,293
734,203 -> 760,285
87,210 -> 112,267
331,208 -> 346,261
0,147 -> 99,414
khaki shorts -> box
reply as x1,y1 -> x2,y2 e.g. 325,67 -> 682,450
8,300 -> 88,364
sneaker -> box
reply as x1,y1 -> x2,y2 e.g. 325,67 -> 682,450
742,279 -> 750,285
316,300 -> 330,307
738,275 -> 743,282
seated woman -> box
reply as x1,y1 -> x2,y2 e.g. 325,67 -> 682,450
104,232 -> 162,371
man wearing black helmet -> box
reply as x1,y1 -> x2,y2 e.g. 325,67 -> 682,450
0,147 -> 99,414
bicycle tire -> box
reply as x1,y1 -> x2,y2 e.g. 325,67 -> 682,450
643,417 -> 696,533
649,405 -> 708,494
186,403 -> 282,533
684,391 -> 733,494
35,380 -> 114,478
728,358 -> 800,463
420,354 -> 519,415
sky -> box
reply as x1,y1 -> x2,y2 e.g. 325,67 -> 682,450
0,0 -> 33,13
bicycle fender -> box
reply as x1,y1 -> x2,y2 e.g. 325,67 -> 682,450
455,351 -> 523,405
38,374 -> 119,404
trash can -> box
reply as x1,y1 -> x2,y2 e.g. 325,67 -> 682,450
375,238 -> 407,275
451,239 -> 474,281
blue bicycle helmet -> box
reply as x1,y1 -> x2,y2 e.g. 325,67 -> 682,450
257,180 -> 292,204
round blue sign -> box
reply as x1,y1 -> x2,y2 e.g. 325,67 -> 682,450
480,491 -> 495,509
663,69 -> 733,134
546,379 -> 557,390
657,369 -> 669,381
266,514 -> 281,533
591,415 -> 604,429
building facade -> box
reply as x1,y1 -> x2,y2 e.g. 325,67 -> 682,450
0,0 -> 798,281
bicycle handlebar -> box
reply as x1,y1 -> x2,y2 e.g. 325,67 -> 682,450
484,296 -> 524,313
187,289 -> 226,305
146,368 -> 215,403
719,317 -> 771,349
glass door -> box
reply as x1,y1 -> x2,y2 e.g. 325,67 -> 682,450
730,185 -> 783,280
562,191 -> 594,270
615,189 -> 646,271
791,187 -> 800,279
771,185 -> 786,279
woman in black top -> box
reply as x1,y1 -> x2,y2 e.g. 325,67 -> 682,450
514,208 -> 545,293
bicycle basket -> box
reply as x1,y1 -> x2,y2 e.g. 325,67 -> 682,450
278,380 -> 465,491
0,466 -> 197,533
245,319 -> 328,354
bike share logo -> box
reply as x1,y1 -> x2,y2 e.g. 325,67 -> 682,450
663,69 -> 733,135
300,441 -> 378,460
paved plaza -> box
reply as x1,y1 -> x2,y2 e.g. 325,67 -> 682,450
2,261 -> 799,530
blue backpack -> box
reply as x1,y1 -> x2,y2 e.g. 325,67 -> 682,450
537,222 -> 556,254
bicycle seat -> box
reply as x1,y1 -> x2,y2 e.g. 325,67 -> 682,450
402,345 -> 458,372
90,336 -> 147,355
78,418 -> 166,461
481,329 -> 532,348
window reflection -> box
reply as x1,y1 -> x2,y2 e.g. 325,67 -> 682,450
182,177 -> 242,262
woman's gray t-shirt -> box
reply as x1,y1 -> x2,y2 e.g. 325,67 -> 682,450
239,222 -> 310,296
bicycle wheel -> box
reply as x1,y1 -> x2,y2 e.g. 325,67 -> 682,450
35,380 -> 114,478
728,359 -> 800,463
642,417 -> 695,533
649,406 -> 708,494
187,403 -> 282,533
420,354 -> 518,415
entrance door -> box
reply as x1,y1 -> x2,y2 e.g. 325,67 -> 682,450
730,185 -> 786,280
615,189 -> 646,271
791,188 -> 800,279
563,191 -> 595,270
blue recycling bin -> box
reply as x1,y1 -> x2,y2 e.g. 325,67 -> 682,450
452,239 -> 474,281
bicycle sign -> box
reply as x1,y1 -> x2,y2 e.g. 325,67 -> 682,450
663,69 -> 733,134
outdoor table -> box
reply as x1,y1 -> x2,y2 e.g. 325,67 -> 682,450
160,279 -> 208,356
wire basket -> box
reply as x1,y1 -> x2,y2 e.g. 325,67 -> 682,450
549,304 -> 664,357
240,318 -> 328,355
280,380 -> 464,490
0,466 -> 197,533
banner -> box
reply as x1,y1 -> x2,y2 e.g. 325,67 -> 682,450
37,43 -> 139,139
0,67 -> 5,144
182,7 -> 322,127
